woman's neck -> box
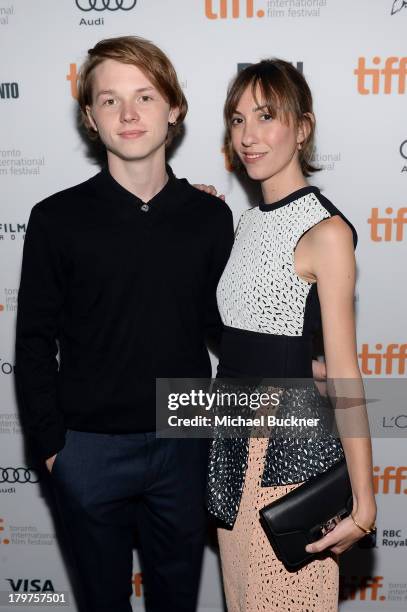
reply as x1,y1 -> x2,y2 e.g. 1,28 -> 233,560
261,164 -> 308,205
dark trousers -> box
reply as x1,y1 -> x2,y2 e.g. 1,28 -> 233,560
51,430 -> 208,612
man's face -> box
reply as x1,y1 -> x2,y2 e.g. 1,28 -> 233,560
86,59 -> 179,163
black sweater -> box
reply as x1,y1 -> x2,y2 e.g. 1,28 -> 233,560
15,166 -> 234,461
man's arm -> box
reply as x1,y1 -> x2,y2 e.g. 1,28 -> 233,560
15,205 -> 67,463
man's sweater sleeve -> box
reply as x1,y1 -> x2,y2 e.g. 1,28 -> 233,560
15,205 -> 67,462
205,202 -> 234,350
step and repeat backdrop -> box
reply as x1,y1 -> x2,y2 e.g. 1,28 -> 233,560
1,1 -> 406,610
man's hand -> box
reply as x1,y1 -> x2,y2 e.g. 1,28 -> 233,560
45,454 -> 57,473
312,359 -> 327,381
193,184 -> 225,201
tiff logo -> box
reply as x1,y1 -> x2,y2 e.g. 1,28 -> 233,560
358,344 -> 407,375
132,573 -> 143,597
0,82 -> 19,99
373,467 -> 407,494
355,57 -> 407,94
339,576 -> 385,601
0,518 -> 10,544
67,64 -> 79,99
205,0 -> 265,19
368,207 -> 407,241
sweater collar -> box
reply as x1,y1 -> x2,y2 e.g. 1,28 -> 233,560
95,164 -> 187,213
259,186 -> 320,212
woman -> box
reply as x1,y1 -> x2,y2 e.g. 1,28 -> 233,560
207,60 -> 377,611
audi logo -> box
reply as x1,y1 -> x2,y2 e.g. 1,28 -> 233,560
400,140 -> 407,160
75,0 -> 137,11
0,468 -> 40,484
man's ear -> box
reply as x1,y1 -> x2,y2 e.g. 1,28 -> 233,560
168,106 -> 180,126
85,105 -> 98,132
297,112 -> 314,147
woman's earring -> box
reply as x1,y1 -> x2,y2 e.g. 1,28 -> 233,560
168,121 -> 177,127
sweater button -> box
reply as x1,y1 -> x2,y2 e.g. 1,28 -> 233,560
141,204 -> 149,212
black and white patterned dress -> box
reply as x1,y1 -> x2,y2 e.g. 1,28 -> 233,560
207,186 -> 358,612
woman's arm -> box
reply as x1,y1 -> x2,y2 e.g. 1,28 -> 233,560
301,216 -> 376,554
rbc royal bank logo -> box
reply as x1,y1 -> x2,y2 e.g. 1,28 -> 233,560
75,0 -> 137,10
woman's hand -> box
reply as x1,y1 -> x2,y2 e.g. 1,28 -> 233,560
312,359 -> 326,381
305,509 -> 376,555
193,184 -> 225,201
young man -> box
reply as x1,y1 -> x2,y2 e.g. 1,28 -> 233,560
16,36 -> 234,612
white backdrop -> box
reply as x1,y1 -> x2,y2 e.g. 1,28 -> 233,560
1,1 -> 406,610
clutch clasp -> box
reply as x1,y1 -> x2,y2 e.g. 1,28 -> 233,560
320,511 -> 348,536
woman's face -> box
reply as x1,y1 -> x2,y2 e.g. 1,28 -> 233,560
230,84 -> 303,185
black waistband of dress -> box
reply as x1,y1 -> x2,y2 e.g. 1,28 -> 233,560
217,325 -> 314,379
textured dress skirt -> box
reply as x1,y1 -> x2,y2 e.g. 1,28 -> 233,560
217,436 -> 339,612
211,326 -> 340,612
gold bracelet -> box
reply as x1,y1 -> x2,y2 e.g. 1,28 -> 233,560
351,513 -> 376,534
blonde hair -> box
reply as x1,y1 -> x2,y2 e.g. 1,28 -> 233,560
77,35 -> 187,145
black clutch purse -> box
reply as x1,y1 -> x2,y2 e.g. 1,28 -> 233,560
259,458 -> 376,571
